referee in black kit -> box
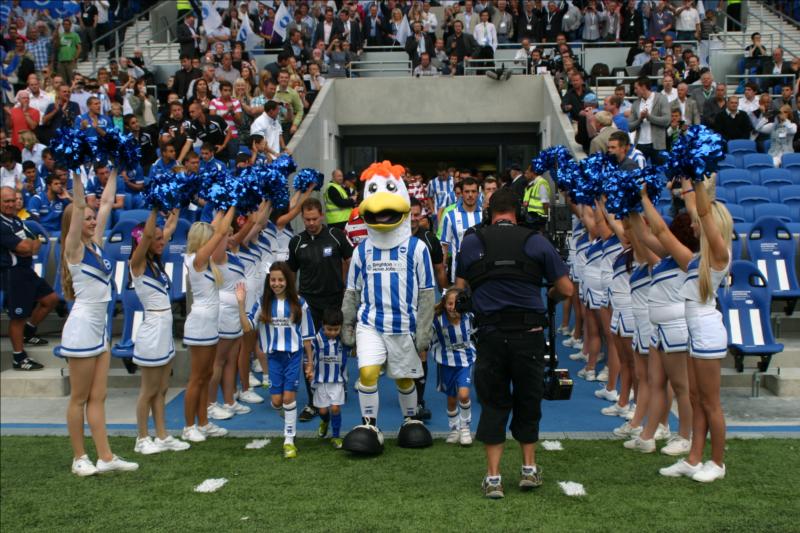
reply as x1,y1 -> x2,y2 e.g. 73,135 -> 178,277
455,188 -> 572,499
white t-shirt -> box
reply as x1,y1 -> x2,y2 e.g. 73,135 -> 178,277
636,92 -> 656,145
0,163 -> 23,190
251,112 -> 283,154
676,7 -> 700,32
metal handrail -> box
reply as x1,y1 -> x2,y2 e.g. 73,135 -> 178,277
349,59 -> 411,77
760,1 -> 800,29
463,58 -> 528,75
751,3 -> 800,58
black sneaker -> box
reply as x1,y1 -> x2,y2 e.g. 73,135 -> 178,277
298,405 -> 317,422
13,357 -> 44,371
519,466 -> 543,491
23,335 -> 49,346
122,358 -> 138,374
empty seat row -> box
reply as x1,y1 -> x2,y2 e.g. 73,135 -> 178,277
718,168 -> 800,188
719,151 -> 800,173
716,185 -> 800,207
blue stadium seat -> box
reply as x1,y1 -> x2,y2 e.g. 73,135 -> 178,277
54,286 -> 116,358
747,216 -> 800,314
734,221 -> 752,239
718,168 -> 753,188
759,168 -> 793,188
164,221 -> 190,303
752,203 -> 792,223
735,185 -> 772,207
111,287 -> 144,358
718,260 -> 784,372
725,203 -> 746,223
727,139 -> 757,155
718,154 -> 738,170
116,210 -> 150,225
742,153 -> 775,172
731,229 -> 742,260
792,205 -> 800,222
23,220 -> 51,280
779,185 -> 800,207
781,152 -> 800,170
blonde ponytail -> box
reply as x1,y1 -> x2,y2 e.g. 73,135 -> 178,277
60,204 -> 75,301
698,201 -> 733,303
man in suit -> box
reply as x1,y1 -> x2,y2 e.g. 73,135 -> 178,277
446,20 -> 479,64
671,82 -> 701,126
283,29 -> 311,63
628,76 -> 671,164
702,83 -> 728,127
761,47 -> 795,91
338,9 -> 362,52
363,3 -> 388,46
713,96 -> 752,141
176,12 -> 200,59
589,111 -> 619,154
405,21 -> 434,68
455,0 -> 479,34
312,6 -> 344,47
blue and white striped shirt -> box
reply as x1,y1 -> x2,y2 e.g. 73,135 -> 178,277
430,312 -> 476,367
311,332 -> 349,384
427,175 -> 455,212
347,237 -> 435,334
249,296 -> 316,354
440,206 -> 482,281
263,220 -> 293,263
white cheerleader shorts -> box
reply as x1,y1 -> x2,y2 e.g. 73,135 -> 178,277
650,318 -> 689,353
686,305 -> 728,360
184,303 -> 220,346
218,302 -> 243,339
632,310 -> 652,355
610,306 -> 635,338
133,309 -> 176,367
60,301 -> 109,358
584,287 -> 609,310
313,382 -> 346,408
355,323 -> 423,380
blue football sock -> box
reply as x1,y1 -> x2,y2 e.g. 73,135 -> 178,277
331,413 -> 342,437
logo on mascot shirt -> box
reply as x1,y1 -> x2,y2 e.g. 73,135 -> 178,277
365,260 -> 402,273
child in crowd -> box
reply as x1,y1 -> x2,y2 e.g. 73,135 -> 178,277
430,287 -> 475,446
110,102 -> 124,131
237,262 -> 315,459
306,308 -> 350,449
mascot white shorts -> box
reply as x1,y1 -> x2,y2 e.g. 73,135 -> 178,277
356,323 -> 423,380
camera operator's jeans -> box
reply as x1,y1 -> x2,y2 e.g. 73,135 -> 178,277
474,328 -> 545,445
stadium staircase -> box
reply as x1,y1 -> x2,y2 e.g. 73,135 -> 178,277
748,1 -> 800,58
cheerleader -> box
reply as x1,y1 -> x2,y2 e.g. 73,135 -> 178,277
644,178 -> 732,482
626,207 -> 698,456
60,171 -> 138,476
207,213 -> 254,419
129,208 -> 191,454
181,207 -> 235,443
566,225 -> 591,358
596,200 -> 635,417
237,262 -> 316,459
562,198 -> 585,347
430,287 -> 476,447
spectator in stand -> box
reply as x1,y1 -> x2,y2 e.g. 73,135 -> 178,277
54,19 -> 81,84
19,131 -> 46,166
24,73 -> 52,126
516,1 -> 541,43
19,161 -> 38,203
26,173 -> 70,233
284,29 -> 311,64
41,84 -> 80,143
589,111 -> 618,154
73,96 -> 110,143
455,1 -> 479,35
639,48 -> 664,78
124,115 -> 157,174
632,41 -> 654,67
209,80 -> 243,161
689,70 -> 716,107
472,10 -> 497,74
580,0 -> 606,43
620,0 -> 645,43
645,0 -> 674,41
215,53 -> 241,85
673,0 -> 700,42
446,20 -> 478,69
751,92 -> 777,151
25,25 -> 51,73
701,82 -> 727,127
772,84 -> 796,113
159,101 -> 192,154
738,82 -> 760,115
626,35 -> 646,66
128,79 -> 159,133
661,73 -> 678,102
629,76 -> 670,164
251,100 -> 285,159
7,90 -> 39,150
0,152 -> 23,190
187,65 -> 221,101
672,82 -> 701,125
406,21 -> 434,68
363,3 -> 389,46
338,8 -> 362,52
5,36 -> 35,92
753,104 -> 797,166
713,96 -> 752,141
413,52 -> 440,77
275,70 -> 303,142
492,0 -> 513,43
682,55 -> 701,84
605,95 -> 629,132
85,161 -> 124,211
173,54 -> 202,101
543,1 -> 568,42
762,47 -> 794,91
745,32 -> 768,60
181,101 -> 232,164
314,7 -> 343,48
431,38 -> 450,74
561,71 -> 593,123
177,10 -> 201,58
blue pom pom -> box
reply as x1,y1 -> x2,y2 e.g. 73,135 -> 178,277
272,154 -> 297,176
293,168 -> 324,192
574,152 -> 616,205
98,129 -> 142,172
49,127 -> 92,170
662,125 -> 725,182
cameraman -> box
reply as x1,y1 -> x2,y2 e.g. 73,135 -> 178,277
456,189 -> 572,499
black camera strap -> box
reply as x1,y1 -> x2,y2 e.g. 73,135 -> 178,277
546,295 -> 558,375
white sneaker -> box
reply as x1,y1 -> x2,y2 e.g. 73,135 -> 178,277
577,367 -> 596,381
96,455 -> 139,473
569,351 -> 588,361
446,428 -> 460,444
208,402 -> 234,420
562,337 -> 577,348
572,339 -> 584,350
225,401 -> 251,415
251,359 -> 263,373
601,402 -> 632,417
155,435 -> 191,451
623,437 -> 656,453
248,372 -> 262,387
459,426 -> 473,446
134,436 -> 166,455
182,425 -> 207,443
612,422 -> 642,438
691,461 -> 726,483
557,326 -> 572,335
655,423 -> 671,441
596,352 -> 605,362
71,455 -> 98,477
238,389 -> 264,404
623,403 -> 636,420
596,367 -> 609,382
661,436 -> 691,456
594,387 -> 619,402
199,422 -> 228,437
660,459 -> 703,478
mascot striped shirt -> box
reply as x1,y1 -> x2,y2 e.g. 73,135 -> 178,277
347,236 -> 435,335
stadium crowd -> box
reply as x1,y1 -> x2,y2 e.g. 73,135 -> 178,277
0,0 -> 793,492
